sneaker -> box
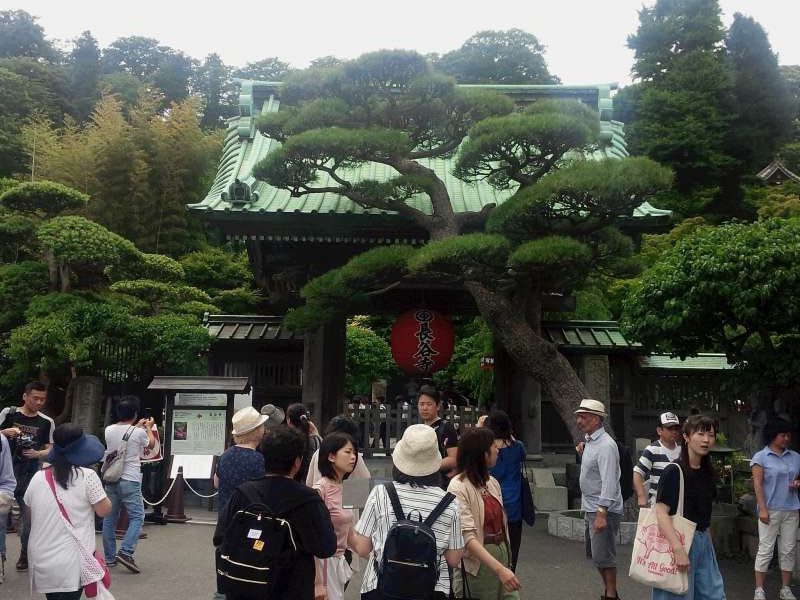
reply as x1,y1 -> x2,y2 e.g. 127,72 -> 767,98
15,551 -> 27,571
106,559 -> 117,567
754,588 -> 766,600
780,587 -> 797,600
116,551 -> 140,574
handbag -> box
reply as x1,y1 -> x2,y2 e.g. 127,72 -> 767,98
44,469 -> 114,599
628,464 -> 696,594
101,426 -> 134,483
519,455 -> 536,526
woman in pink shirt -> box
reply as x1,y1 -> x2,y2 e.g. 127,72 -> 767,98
314,432 -> 357,600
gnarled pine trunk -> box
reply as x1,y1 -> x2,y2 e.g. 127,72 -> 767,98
464,280 -> 588,442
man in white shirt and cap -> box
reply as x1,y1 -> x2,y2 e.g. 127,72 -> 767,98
575,399 -> 623,600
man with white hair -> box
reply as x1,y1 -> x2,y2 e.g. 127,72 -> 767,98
576,399 -> 623,600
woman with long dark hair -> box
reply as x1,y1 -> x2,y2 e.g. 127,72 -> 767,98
484,411 -> 527,571
652,414 -> 726,600
24,423 -> 111,599
286,403 -> 322,484
449,427 -> 521,599
306,415 -> 370,486
314,432 -> 358,600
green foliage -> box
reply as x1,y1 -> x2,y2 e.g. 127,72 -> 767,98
783,143 -> 800,174
109,279 -> 213,314
345,322 -> 397,396
69,31 -> 101,122
211,287 -> 262,314
487,157 -> 673,240
338,245 -> 415,289
454,100 -> 600,188
0,210 -> 37,263
640,217 -> 710,266
180,247 -> 252,291
626,0 -> 734,194
622,218 -> 800,387
436,29 -> 559,85
107,252 -> 185,283
233,57 -> 290,81
408,234 -> 510,281
725,14 -> 795,175
0,180 -> 87,217
38,215 -> 137,265
0,10 -> 57,61
509,236 -> 591,288
3,292 -> 210,388
0,261 -> 48,330
433,317 -> 495,406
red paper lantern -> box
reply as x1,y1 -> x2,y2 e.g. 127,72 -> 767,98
390,309 -> 455,374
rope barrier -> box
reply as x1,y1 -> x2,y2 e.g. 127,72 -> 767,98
142,476 -> 178,507
184,478 -> 218,499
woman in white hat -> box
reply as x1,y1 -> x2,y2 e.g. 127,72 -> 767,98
348,424 -> 464,600
212,406 -> 267,600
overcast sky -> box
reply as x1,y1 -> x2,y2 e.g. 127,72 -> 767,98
7,0 -> 800,85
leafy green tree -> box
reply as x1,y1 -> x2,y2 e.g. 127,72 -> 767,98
345,322 -> 397,396
626,0 -> 734,197
436,29 -> 560,84
0,57 -> 72,120
101,36 -> 195,105
0,10 -> 58,61
725,14 -> 794,176
180,247 -> 253,291
0,261 -> 49,330
69,31 -> 102,122
255,51 -> 672,438
233,57 -> 291,81
622,218 -> 800,389
433,318 -> 494,406
197,53 -> 235,128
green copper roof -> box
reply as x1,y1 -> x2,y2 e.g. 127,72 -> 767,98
190,81 -> 670,222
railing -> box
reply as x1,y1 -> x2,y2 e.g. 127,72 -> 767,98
344,405 -> 481,458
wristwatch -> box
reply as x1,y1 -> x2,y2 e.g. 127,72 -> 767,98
596,506 -> 608,515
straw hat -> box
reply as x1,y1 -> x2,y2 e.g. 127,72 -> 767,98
260,404 -> 285,428
232,406 -> 268,436
392,424 -> 442,477
574,399 -> 607,418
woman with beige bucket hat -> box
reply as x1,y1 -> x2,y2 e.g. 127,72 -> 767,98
348,424 -> 464,599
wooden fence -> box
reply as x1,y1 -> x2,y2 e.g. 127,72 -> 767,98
344,405 -> 481,457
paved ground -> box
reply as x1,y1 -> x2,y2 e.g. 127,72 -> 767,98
0,508 -> 777,600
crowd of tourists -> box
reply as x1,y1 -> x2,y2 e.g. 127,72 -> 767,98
0,380 -> 798,600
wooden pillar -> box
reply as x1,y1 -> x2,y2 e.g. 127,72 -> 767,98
302,318 -> 346,427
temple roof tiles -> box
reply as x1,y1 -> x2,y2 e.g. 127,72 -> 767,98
190,81 -> 671,223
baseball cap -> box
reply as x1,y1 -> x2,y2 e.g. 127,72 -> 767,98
659,412 -> 680,427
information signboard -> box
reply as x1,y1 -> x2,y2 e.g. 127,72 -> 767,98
170,408 -> 226,455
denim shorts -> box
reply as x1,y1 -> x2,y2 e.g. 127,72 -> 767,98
585,511 -> 621,568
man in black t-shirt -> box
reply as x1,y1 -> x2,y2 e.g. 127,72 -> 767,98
0,381 -> 54,571
417,385 -> 458,484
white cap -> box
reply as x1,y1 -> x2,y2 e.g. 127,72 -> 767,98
659,412 -> 680,427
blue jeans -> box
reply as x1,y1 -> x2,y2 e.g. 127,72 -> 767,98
652,530 -> 726,600
102,479 -> 144,561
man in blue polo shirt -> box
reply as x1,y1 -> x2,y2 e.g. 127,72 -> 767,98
751,418 -> 800,600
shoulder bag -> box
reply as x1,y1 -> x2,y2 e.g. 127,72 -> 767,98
628,463 -> 696,594
44,469 -> 114,599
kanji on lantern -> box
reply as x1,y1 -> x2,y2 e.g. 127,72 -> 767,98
390,309 -> 455,374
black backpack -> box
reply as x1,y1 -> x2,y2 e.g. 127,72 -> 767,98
217,489 -> 297,599
617,441 -> 634,501
377,482 -> 455,600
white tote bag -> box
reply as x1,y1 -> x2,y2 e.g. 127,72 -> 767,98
628,464 -> 696,594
